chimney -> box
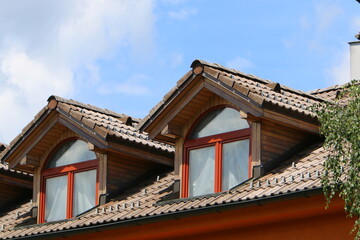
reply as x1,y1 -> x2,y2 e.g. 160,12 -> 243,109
349,33 -> 360,81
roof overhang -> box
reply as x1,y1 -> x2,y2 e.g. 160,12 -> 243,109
138,60 -> 319,143
1,99 -> 173,173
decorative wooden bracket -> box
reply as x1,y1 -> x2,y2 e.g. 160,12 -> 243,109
19,155 -> 40,167
239,110 -> 248,119
161,124 -> 182,138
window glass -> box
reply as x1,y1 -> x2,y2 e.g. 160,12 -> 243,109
47,140 -> 96,168
221,139 -> 250,190
45,175 -> 67,222
190,108 -> 249,139
73,170 -> 97,217
189,146 -> 215,197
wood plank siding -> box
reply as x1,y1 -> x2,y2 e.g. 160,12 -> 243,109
261,120 -> 312,163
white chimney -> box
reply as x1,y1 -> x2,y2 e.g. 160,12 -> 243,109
349,33 -> 360,81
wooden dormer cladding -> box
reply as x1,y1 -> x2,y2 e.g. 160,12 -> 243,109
138,59 -> 321,188
1,96 -> 174,222
174,94 -> 255,175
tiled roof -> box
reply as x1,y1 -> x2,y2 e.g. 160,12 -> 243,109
50,96 -> 139,122
138,59 -> 325,131
0,96 -> 174,165
0,142 -> 326,239
308,84 -> 346,101
308,80 -> 360,102
54,97 -> 173,153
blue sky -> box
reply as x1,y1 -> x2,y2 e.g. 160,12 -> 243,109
0,0 -> 359,143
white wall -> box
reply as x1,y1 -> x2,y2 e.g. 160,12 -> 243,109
350,41 -> 360,81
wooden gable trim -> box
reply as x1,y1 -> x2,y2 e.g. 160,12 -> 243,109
201,71 -> 264,111
146,76 -> 267,141
107,142 -> 173,166
147,80 -> 205,139
202,78 -> 263,117
263,109 -> 319,134
141,69 -> 268,141
57,115 -> 109,150
8,112 -> 58,169
58,114 -> 173,165
138,71 -> 196,133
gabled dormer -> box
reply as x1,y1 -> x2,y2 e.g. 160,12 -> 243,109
138,59 -> 324,198
0,96 -> 173,223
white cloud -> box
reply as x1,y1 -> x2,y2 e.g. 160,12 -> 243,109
0,50 -> 73,143
226,57 -> 255,72
169,52 -> 183,68
162,0 -> 189,6
98,74 -> 151,96
325,49 -> 350,85
353,17 -> 360,33
168,8 -> 197,20
284,1 -> 343,52
0,0 -> 156,143
115,74 -> 151,96
314,2 -> 342,33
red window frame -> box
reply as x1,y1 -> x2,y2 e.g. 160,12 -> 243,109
181,107 -> 252,198
39,139 -> 99,223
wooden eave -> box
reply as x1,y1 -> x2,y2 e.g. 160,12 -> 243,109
106,140 -> 173,166
0,168 -> 33,189
262,105 -> 319,134
1,107 -> 57,172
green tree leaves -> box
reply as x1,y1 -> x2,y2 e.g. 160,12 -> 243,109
313,80 -> 360,239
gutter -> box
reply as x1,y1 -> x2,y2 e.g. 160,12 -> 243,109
8,187 -> 323,240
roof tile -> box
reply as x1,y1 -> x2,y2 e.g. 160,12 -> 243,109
0,141 -> 325,239
1,96 -> 174,166
138,60 -> 327,132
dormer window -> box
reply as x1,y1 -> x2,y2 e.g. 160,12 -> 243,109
182,107 -> 251,197
40,139 -> 98,222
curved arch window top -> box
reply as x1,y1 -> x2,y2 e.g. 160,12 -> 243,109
190,107 -> 249,139
183,107 -> 251,198
46,139 -> 96,168
41,139 -> 98,223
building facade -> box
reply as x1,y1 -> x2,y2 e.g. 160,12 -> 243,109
0,58 -> 356,239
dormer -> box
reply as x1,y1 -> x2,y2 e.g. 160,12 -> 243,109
138,59 -> 323,198
0,96 -> 173,223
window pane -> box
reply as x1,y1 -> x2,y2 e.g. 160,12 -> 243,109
45,175 -> 67,221
47,140 -> 96,168
222,139 -> 249,191
73,170 -> 96,217
189,146 -> 215,197
190,108 -> 249,139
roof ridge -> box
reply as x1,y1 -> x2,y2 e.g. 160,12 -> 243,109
193,59 -> 326,102
48,95 -> 138,121
192,59 -> 271,84
308,80 -> 360,95
308,83 -> 345,94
